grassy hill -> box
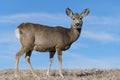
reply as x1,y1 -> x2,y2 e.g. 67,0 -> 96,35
0,69 -> 120,80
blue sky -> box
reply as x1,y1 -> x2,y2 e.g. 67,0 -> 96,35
0,0 -> 120,70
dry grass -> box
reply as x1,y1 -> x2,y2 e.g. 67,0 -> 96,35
0,69 -> 120,80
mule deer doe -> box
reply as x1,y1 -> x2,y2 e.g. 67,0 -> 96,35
15,8 -> 89,78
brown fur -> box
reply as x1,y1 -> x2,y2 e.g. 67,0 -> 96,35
15,8 -> 89,78
17,23 -> 80,52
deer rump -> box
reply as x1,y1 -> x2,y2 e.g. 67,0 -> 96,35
16,23 -> 72,52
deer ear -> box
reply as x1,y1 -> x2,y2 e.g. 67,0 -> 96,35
66,8 -> 73,17
80,8 -> 90,17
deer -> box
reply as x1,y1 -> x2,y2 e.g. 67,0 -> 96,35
15,8 -> 89,79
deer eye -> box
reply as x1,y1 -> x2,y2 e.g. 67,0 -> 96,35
73,18 -> 75,20
72,16 -> 76,20
79,17 -> 82,20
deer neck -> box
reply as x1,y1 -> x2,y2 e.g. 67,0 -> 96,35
69,26 -> 81,43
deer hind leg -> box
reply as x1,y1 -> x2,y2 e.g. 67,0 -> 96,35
47,51 -> 55,76
15,48 -> 25,78
25,50 -> 39,79
56,48 -> 64,78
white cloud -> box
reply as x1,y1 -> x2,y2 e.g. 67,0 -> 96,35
1,13 -> 120,26
86,16 -> 120,26
0,13 -> 69,26
82,30 -> 120,43
63,53 -> 120,69
0,32 -> 17,43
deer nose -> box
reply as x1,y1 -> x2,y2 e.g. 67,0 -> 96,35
76,23 -> 80,26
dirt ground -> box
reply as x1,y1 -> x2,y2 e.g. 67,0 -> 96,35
0,69 -> 120,80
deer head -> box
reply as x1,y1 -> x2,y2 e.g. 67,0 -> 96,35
66,8 -> 89,29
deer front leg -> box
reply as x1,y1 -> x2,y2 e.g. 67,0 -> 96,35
56,49 -> 64,78
47,51 -> 55,76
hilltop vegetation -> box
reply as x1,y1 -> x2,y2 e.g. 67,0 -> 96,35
0,69 -> 120,80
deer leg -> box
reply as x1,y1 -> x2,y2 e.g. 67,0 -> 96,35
47,51 -> 55,76
56,49 -> 64,78
25,50 -> 38,78
15,48 -> 25,78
